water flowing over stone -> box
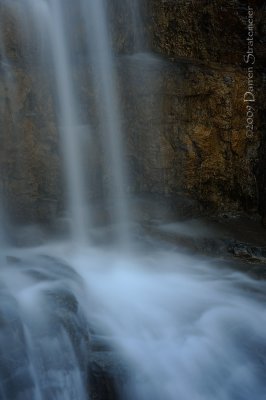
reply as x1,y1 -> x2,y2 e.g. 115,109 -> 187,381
0,253 -> 89,400
0,0 -> 131,244
1,244 -> 266,400
0,1 -> 266,400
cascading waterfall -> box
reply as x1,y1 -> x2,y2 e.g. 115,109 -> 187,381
45,0 -> 90,245
0,1 -> 266,400
1,244 -> 266,400
1,0 -> 130,245
79,0 -> 130,244
0,253 -> 89,400
21,0 -> 91,245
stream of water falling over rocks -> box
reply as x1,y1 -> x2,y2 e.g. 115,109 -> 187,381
0,0 -> 266,399
0,240 -> 266,400
1,0 -> 131,246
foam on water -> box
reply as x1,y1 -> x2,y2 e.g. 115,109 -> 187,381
73,246 -> 266,400
0,1 -> 266,399
1,241 -> 265,399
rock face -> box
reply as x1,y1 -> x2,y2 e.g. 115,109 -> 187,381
0,0 -> 265,225
134,0 -> 265,215
146,0 -> 266,67
0,66 -> 62,225
258,132 -> 266,225
119,56 -> 260,214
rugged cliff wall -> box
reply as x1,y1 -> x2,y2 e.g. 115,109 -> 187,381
0,0 -> 265,225
128,0 -> 266,216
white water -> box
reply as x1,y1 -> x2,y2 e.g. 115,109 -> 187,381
74,246 -> 266,400
1,1 -> 266,399
0,248 -> 88,400
1,242 -> 266,399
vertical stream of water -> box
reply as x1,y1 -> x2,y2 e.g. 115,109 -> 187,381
0,2 -> 266,400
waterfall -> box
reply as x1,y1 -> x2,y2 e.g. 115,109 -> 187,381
79,0 -> 130,245
1,243 -> 266,400
1,0 -> 131,245
45,0 -> 90,245
1,2 -> 266,400
17,0 -> 91,245
0,253 -> 89,400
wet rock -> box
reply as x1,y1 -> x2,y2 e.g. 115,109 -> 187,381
0,292 -> 36,400
5,253 -> 81,283
130,193 -> 200,224
90,335 -> 114,352
149,216 -> 266,266
38,284 -> 91,373
257,121 -> 266,226
228,241 -> 266,263
45,288 -> 79,313
88,351 -> 128,400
